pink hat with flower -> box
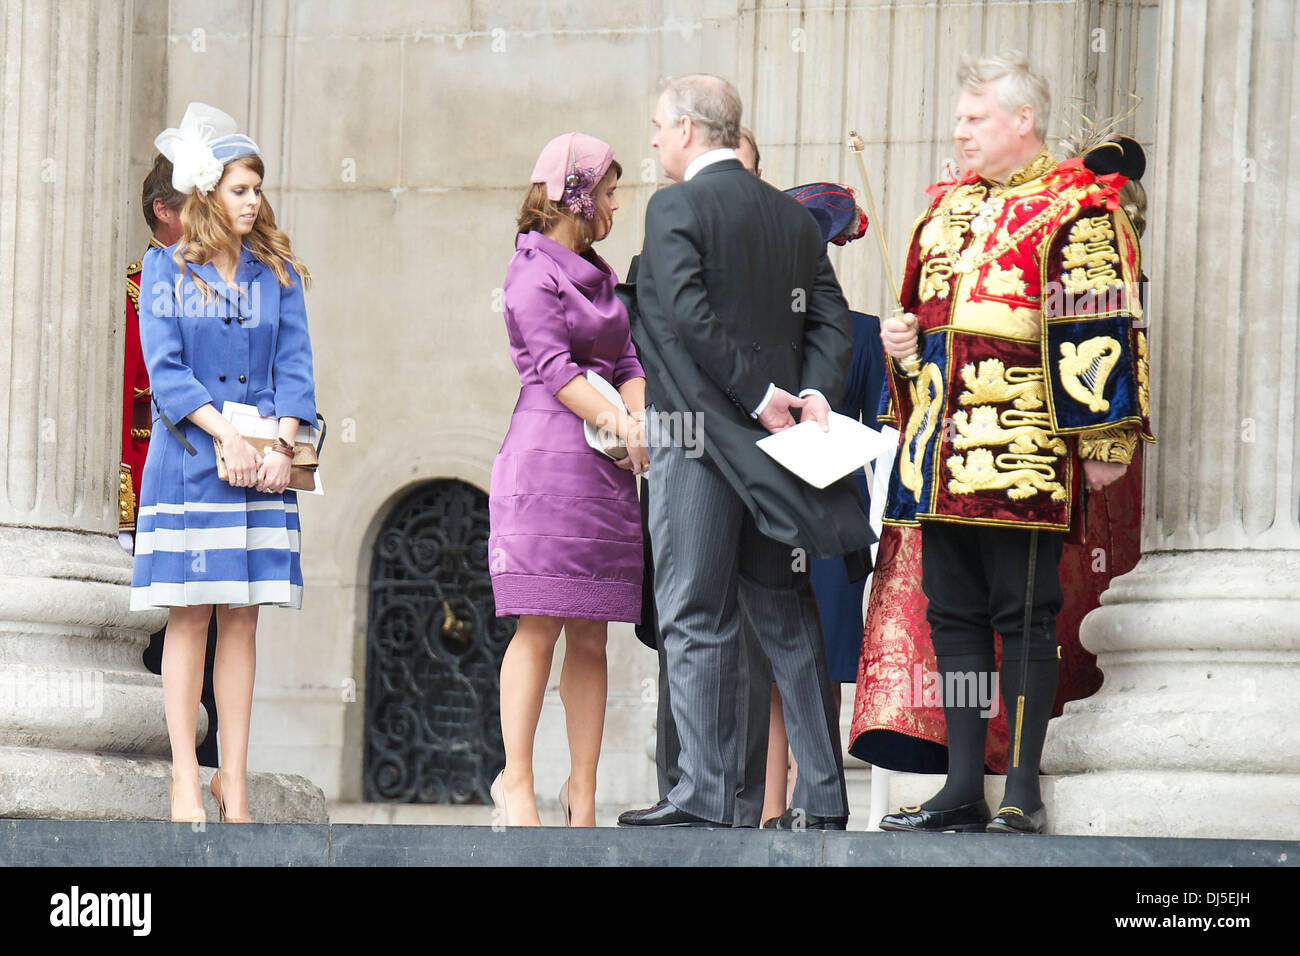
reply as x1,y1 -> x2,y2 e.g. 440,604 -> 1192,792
530,132 -> 614,220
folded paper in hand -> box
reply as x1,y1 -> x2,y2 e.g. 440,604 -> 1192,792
755,411 -> 889,489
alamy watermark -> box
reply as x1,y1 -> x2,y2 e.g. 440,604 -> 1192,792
1042,277 -> 1148,328
593,408 -> 705,459
0,665 -> 104,719
887,663 -> 1001,718
150,278 -> 261,324
49,886 -> 150,936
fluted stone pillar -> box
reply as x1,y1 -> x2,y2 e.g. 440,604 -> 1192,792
0,0 -> 186,818
1043,0 -> 1300,839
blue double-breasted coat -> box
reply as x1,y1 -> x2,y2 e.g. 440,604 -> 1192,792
130,241 -> 317,610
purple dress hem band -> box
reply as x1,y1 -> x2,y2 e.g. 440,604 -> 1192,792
492,574 -> 642,624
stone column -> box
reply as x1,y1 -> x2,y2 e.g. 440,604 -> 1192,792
0,0 -> 182,817
1043,0 -> 1300,839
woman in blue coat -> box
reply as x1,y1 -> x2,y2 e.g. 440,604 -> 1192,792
133,103 -> 316,824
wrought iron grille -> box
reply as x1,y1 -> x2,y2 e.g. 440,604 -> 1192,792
364,479 -> 513,803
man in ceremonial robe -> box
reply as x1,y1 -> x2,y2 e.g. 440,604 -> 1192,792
849,138 -> 1150,784
874,51 -> 1152,834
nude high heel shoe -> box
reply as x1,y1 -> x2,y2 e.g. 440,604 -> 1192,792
490,770 -> 510,827
210,769 -> 252,823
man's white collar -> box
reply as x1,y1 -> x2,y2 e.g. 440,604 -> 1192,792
684,148 -> 737,181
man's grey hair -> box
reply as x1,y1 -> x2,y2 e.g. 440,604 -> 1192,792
958,50 -> 1051,141
658,74 -> 742,149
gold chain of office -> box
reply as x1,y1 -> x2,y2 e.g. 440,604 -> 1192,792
933,183 -> 1083,275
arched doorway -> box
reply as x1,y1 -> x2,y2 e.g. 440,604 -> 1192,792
363,479 -> 513,803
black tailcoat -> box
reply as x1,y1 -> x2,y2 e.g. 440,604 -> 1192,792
632,159 -> 874,559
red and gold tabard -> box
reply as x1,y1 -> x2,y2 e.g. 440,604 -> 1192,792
121,238 -> 164,532
879,147 -> 1153,533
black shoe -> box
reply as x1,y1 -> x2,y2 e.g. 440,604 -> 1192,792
986,805 -> 1047,834
878,799 -> 991,833
761,808 -> 848,831
617,799 -> 722,828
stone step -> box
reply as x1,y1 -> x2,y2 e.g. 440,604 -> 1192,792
2,819 -> 1293,867
0,746 -> 327,823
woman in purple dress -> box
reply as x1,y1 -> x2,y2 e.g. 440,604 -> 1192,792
488,133 -> 647,827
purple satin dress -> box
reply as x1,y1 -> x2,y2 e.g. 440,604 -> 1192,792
488,231 -> 644,623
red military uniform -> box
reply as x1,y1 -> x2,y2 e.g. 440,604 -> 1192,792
880,147 -> 1152,536
121,238 -> 165,532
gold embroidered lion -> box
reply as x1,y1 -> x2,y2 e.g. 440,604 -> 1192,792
957,358 -> 1045,409
1061,214 -> 1122,295
946,449 -> 1066,501
950,405 -> 1068,456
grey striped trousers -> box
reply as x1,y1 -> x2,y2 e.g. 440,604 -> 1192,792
647,423 -> 848,823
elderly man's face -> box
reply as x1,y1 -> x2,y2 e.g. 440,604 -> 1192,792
953,85 -> 1036,182
651,92 -> 689,182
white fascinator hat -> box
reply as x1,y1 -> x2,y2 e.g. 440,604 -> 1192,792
154,102 -> 260,195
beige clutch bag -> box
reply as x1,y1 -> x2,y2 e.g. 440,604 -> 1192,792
214,434 -> 319,492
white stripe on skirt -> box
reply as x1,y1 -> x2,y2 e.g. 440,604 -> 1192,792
139,500 -> 298,517
135,525 -> 300,555
130,581 -> 302,610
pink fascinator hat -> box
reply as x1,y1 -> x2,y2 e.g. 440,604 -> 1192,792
530,132 -> 614,220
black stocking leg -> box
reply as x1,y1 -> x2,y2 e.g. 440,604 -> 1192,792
997,654 -> 1059,813
920,649 -> 996,811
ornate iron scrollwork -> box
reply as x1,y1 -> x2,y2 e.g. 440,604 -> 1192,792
364,479 -> 513,803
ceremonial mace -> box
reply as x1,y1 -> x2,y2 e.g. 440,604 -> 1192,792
847,130 -> 920,378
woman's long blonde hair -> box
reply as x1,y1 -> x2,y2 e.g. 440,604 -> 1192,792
173,154 -> 310,298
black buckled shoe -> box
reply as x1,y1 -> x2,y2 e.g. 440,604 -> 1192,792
986,805 -> 1047,834
617,799 -> 723,828
878,799 -> 991,833
761,808 -> 848,831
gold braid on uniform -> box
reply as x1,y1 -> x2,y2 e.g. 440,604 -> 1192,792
126,263 -> 141,308
1003,146 -> 1057,189
1077,425 -> 1139,465
119,463 -> 136,531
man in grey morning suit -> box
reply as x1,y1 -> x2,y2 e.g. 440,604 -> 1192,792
618,74 -> 873,830
617,132 -> 777,829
